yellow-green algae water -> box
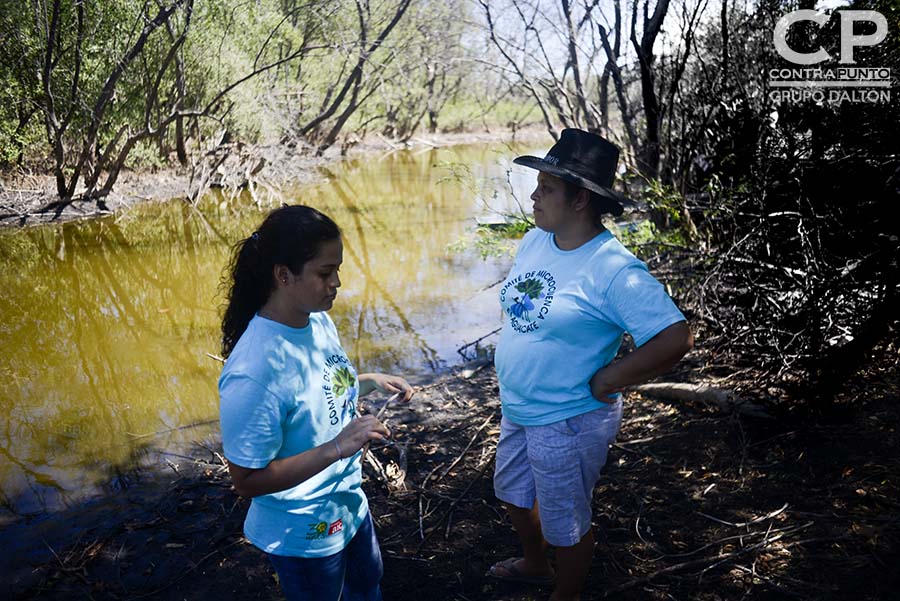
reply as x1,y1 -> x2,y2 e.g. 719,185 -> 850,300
0,143 -> 542,519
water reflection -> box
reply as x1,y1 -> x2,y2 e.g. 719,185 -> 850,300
0,142 -> 539,519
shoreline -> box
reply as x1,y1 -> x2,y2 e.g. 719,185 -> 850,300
0,366 -> 501,598
0,126 -> 528,531
0,366 -> 482,528
0,128 -> 547,228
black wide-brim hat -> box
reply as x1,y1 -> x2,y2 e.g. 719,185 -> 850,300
513,128 -> 630,217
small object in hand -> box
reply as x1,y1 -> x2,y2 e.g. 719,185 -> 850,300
361,393 -> 400,462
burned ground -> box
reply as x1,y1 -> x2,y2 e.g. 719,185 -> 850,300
4,351 -> 898,600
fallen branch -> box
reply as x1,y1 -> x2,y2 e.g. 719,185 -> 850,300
126,419 -> 218,440
601,530 -> 787,597
460,359 -> 491,380
456,327 -> 501,360
415,458 -> 493,553
633,382 -> 772,418
125,538 -> 242,600
646,521 -> 810,561
409,136 -> 438,148
697,502 -> 789,529
433,415 -> 493,485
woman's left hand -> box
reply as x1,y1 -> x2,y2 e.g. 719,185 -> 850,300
590,370 -> 625,403
358,372 -> 415,401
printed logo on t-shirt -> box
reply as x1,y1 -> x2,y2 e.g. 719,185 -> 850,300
306,521 -> 328,540
323,355 -> 357,425
305,519 -> 345,540
328,519 -> 343,535
499,270 -> 557,333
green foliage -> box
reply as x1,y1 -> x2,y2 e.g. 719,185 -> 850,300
438,97 -> 542,134
0,0 -> 542,182
0,3 -> 46,165
434,160 -> 475,188
639,178 -> 696,246
607,220 -> 660,254
489,219 -> 532,238
643,179 -> 682,223
447,227 -> 512,260
448,216 -> 532,261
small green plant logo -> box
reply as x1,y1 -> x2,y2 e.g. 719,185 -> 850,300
507,278 -> 545,321
333,366 -> 356,398
516,278 -> 544,299
500,270 -> 557,333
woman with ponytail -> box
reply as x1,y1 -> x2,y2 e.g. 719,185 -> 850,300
218,205 -> 413,601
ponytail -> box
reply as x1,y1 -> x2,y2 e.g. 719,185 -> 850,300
220,205 -> 341,358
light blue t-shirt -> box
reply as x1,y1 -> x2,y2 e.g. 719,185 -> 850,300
495,228 -> 686,426
218,312 -> 368,557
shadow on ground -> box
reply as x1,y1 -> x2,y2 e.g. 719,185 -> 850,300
4,357 -> 898,600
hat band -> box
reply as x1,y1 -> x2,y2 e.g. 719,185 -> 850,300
543,153 -> 614,188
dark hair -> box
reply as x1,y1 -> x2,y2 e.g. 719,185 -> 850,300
562,180 -> 610,229
220,205 -> 341,358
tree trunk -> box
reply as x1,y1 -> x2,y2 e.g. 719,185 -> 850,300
631,0 -> 671,180
812,279 -> 899,405
169,22 -> 189,166
40,0 -> 69,198
70,1 -> 185,200
598,23 -> 639,155
299,0 -> 412,144
721,0 -> 729,81
561,0 -> 595,129
598,0 -> 622,136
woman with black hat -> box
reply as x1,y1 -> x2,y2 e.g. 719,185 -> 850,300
488,129 -> 693,600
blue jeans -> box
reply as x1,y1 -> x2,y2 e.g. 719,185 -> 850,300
267,512 -> 383,601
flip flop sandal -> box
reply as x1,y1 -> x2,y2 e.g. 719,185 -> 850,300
486,557 -> 556,586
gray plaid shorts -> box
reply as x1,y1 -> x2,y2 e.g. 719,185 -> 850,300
493,402 -> 623,546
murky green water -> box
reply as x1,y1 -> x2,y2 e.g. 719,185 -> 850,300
0,143 -> 542,519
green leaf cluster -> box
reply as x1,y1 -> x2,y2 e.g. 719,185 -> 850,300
332,366 -> 355,398
516,278 -> 543,300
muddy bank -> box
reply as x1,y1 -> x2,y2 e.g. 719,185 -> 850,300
2,367 -> 502,600
4,358 -> 898,600
0,128 -> 546,228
